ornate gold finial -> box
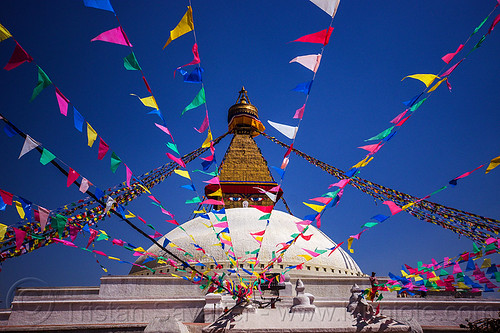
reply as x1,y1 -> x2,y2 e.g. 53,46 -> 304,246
236,86 -> 250,104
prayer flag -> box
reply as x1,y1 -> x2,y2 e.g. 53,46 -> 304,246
73,107 -> 84,132
485,155 -> 500,174
125,165 -> 133,188
30,66 -> 52,102
488,13 -> 500,34
358,143 -> 382,154
178,43 -> 201,68
155,123 -> 174,141
67,168 -> 79,187
79,178 -> 90,193
291,27 -> 333,45
91,27 -> 131,46
110,152 -> 122,173
14,201 -> 25,219
83,0 -> 115,13
449,164 -> 484,185
182,87 -> 205,115
293,104 -> 305,119
383,201 -> 402,215
427,78 -> 447,93
402,74 -> 440,88
207,188 -> 222,197
292,80 -> 313,94
132,94 -> 159,110
163,6 -> 194,49
290,54 -> 321,73
37,207 -> 50,230
309,0 -> 340,17
86,123 -> 97,147
251,205 -> 274,213
194,113 -> 209,133
202,199 -> 224,205
303,202 -> 325,213
203,176 -> 220,185
441,44 -> 464,64
441,60 -> 463,77
123,52 -> 142,71
97,138 -> 109,160
365,126 -> 393,141
201,129 -> 212,148
267,120 -> 298,139
13,228 -> 26,250
409,98 -> 427,112
0,224 -> 7,241
0,22 -> 12,42
391,110 -> 407,124
174,169 -> 191,179
40,148 -> 55,165
166,152 -> 186,167
4,42 -> 33,70
18,135 -> 39,159
55,88 -> 69,116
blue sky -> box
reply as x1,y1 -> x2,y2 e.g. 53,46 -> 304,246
0,0 -> 499,304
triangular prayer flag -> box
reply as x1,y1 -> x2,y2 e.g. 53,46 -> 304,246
4,42 -> 33,71
110,152 -> 122,173
0,22 -> 12,42
365,127 -> 394,141
303,202 -> 325,213
383,201 -> 402,215
409,98 -> 427,112
18,135 -> 39,159
293,104 -> 305,119
30,66 -> 52,102
201,199 -> 224,206
178,67 -> 203,83
390,110 -> 407,124
292,80 -> 313,95
194,112 -> 209,133
0,224 -> 7,241
178,43 -> 201,68
182,87 -> 205,115
163,6 -> 194,49
402,74 -> 440,88
488,12 -> 500,34
267,120 -> 298,139
97,138 -> 109,160
54,88 -> 69,116
485,155 -> 500,174
83,0 -> 115,13
291,27 -> 333,45
441,60 -> 463,77
123,52 -> 142,71
166,152 -> 186,168
207,188 -> 222,197
73,107 -> 84,132
67,168 -> 79,187
125,164 -> 133,188
427,78 -> 448,93
441,44 -> 464,64
91,26 -> 131,46
358,143 -> 382,154
290,54 -> 321,73
155,123 -> 174,141
14,201 -> 25,219
309,0 -> 340,17
52,214 -> 68,238
85,123 -> 98,148
13,227 -> 26,250
40,148 -> 55,165
201,129 -> 212,148
174,169 -> 191,179
131,94 -> 159,110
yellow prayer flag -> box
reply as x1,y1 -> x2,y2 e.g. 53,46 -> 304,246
0,223 -> 7,241
429,276 -> 440,282
427,77 -> 447,93
414,275 -> 423,281
220,233 -> 231,241
194,209 -> 207,214
0,23 -> 12,42
125,210 -> 136,219
157,259 -> 167,264
481,258 -> 492,268
402,74 -> 440,87
347,237 -> 354,253
202,129 -> 212,148
140,96 -> 159,110
253,271 -> 260,279
298,254 -> 313,261
108,256 -> 121,261
138,184 -> 151,194
254,236 -> 263,242
163,6 -> 194,49
133,247 -> 145,252
174,169 -> 191,179
402,202 -> 415,210
351,156 -> 373,169
86,123 -> 98,147
455,282 -> 471,290
486,155 -> 500,174
207,188 -> 222,197
303,202 -> 325,213
14,201 -> 25,219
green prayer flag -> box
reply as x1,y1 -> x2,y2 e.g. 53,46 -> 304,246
51,214 -> 67,238
314,248 -> 328,254
214,215 -> 227,222
193,169 -> 218,176
146,224 -> 155,230
323,189 -> 341,198
290,233 -> 300,238
439,269 -> 449,277
165,142 -> 179,154
259,213 -> 271,220
363,222 -> 378,228
245,248 -> 260,255
494,272 -> 500,283
472,242 -> 481,253
409,98 -> 427,112
365,126 -> 394,141
185,196 -> 202,204
30,66 -> 52,102
376,293 -> 384,301
110,152 -> 122,173
123,52 -> 142,71
182,87 -> 205,115
471,35 -> 486,52
40,148 -> 56,165
472,17 -> 489,36
96,233 -> 109,241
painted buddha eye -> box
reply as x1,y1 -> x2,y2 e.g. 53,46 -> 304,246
228,197 -> 242,202
250,197 -> 263,202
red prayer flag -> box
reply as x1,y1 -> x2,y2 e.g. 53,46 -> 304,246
97,138 -> 109,160
13,227 -> 26,250
0,189 -> 14,205
291,27 -> 334,45
4,42 -> 33,71
67,168 -> 80,187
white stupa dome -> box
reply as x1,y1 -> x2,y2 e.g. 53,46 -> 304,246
130,208 -> 363,277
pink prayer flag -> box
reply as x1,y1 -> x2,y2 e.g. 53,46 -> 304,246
310,197 -> 332,204
291,27 -> 334,45
38,206 -> 50,230
383,200 -> 402,215
293,104 -> 305,119
203,176 -> 220,185
358,143 -> 382,154
446,79 -> 452,92
67,168 -> 79,187
87,228 -> 98,248
194,113 -> 209,133
328,178 -> 350,189
93,250 -> 107,257
452,262 -> 462,274
97,138 -> 109,160
213,222 -> 228,228
160,208 -> 174,218
69,225 -> 79,242
485,237 -> 497,245
250,205 -> 274,213
488,13 -> 500,34
220,238 -> 232,246
441,44 -> 464,64
350,229 -> 367,240
137,216 -> 147,224
125,165 -> 133,188
200,154 -> 214,162
178,43 -> 201,68
148,195 -> 161,204
13,228 -> 26,250
269,185 -> 281,193
55,88 -> 69,116
0,189 -> 13,205
4,42 -> 33,71
441,59 -> 463,77
166,152 -> 186,168
112,239 -> 125,246
201,199 -> 225,205
396,115 -> 411,127
315,214 -> 321,228
91,26 -> 132,46
453,164 -> 484,180
302,248 -> 321,257
150,231 -> 163,238
79,178 -> 90,193
390,110 -> 407,124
